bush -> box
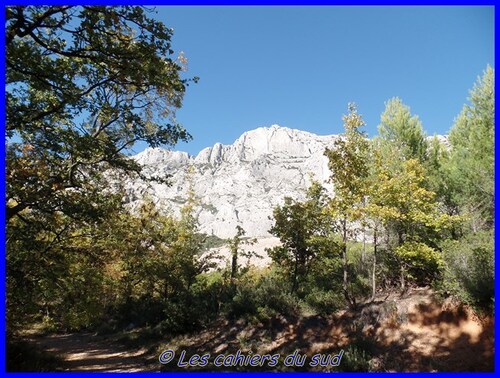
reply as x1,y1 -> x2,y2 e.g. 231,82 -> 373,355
339,345 -> 372,372
226,282 -> 258,320
190,271 -> 227,321
254,275 -> 300,317
436,230 -> 493,310
225,271 -> 300,322
396,242 -> 444,286
304,289 -> 343,316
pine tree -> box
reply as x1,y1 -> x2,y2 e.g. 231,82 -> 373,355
447,66 -> 494,230
377,97 -> 428,165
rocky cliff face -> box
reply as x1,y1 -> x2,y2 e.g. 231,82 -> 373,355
125,125 -> 339,238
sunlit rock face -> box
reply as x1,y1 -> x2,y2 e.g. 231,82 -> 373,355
125,125 -> 449,239
126,125 -> 339,238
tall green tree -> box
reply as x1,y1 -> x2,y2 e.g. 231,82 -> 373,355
269,181 -> 334,294
366,157 -> 458,291
229,226 -> 245,281
377,97 -> 428,165
324,103 -> 370,306
228,226 -> 257,282
447,66 -> 494,230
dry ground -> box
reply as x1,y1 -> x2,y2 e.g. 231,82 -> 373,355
18,287 -> 494,372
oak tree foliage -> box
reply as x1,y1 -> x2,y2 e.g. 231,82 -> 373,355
6,5 -> 197,221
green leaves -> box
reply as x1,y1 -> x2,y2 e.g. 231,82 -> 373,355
377,97 -> 428,164
6,6 -> 195,222
447,66 -> 494,228
325,103 -> 370,221
269,181 -> 336,294
395,242 -> 443,285
6,6 -> 199,332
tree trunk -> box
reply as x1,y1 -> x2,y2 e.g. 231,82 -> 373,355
400,265 -> 406,292
342,219 -> 353,306
292,255 -> 299,294
362,224 -> 366,263
398,231 -> 405,292
230,250 -> 238,281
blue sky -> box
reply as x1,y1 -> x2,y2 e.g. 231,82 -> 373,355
134,6 -> 494,156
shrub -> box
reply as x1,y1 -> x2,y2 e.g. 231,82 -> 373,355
304,289 -> 343,316
396,242 -> 444,286
339,345 -> 372,372
225,272 -> 300,322
436,230 -> 494,310
254,275 -> 300,316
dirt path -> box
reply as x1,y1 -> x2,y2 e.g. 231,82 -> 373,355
30,332 -> 159,372
25,289 -> 493,372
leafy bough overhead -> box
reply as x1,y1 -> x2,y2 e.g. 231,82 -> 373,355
6,5 -> 198,221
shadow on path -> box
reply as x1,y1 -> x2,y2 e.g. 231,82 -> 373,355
29,332 -> 159,372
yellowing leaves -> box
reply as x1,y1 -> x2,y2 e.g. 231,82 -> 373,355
396,241 -> 444,270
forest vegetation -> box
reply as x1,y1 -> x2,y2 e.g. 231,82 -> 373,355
5,6 -> 494,372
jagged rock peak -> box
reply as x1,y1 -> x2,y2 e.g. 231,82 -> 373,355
125,126 -> 450,239
134,147 -> 189,164
135,125 -> 337,165
125,125 -> 341,238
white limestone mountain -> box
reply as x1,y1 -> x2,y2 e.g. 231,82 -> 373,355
121,126 -> 448,267
125,125 -> 340,239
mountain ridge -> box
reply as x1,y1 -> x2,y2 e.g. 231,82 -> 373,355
125,125 -> 447,239
126,125 -> 339,238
